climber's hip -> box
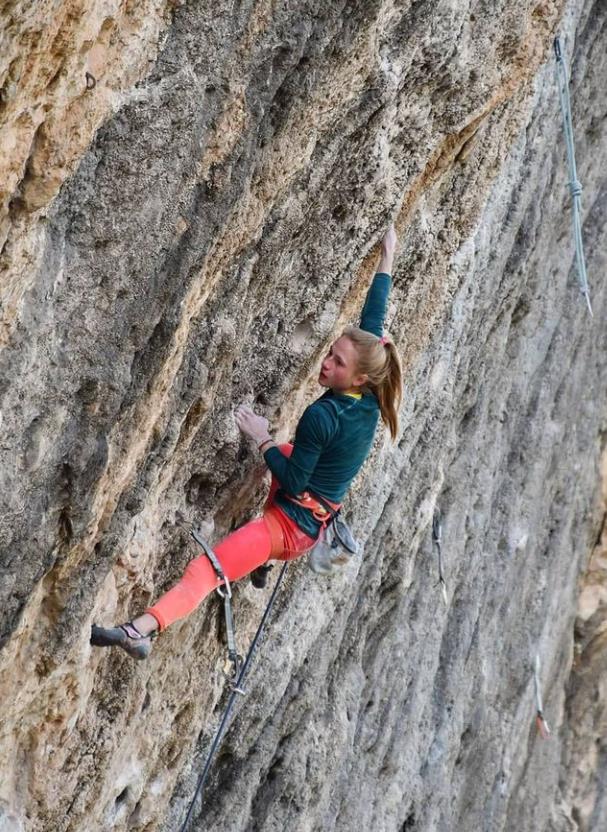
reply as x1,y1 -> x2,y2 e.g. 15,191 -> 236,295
263,503 -> 318,561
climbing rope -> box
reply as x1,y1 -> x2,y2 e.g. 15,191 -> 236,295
178,555 -> 290,832
553,36 -> 593,316
526,37 -> 593,739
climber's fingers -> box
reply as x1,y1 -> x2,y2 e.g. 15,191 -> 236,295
234,404 -> 269,440
380,223 -> 398,255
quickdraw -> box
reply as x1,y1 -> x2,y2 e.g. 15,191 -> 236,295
553,36 -> 593,315
534,653 -> 551,740
432,509 -> 448,606
191,529 -> 245,693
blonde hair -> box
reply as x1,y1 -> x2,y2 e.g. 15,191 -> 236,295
342,325 -> 403,441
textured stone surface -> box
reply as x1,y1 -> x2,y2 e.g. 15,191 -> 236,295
0,0 -> 606,830
0,0 -> 174,346
561,450 -> 607,832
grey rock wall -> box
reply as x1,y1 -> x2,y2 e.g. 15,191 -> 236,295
0,0 -> 605,830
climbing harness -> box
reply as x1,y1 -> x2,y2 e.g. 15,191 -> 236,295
191,529 -> 244,692
293,492 -> 360,575
432,510 -> 448,606
290,394 -> 361,574
533,653 -> 551,739
553,37 -> 593,316
286,490 -> 342,524
179,560 -> 290,832
307,514 -> 359,575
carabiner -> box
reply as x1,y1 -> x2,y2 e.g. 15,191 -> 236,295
216,576 -> 232,600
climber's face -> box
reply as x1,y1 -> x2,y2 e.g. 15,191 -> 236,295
318,336 -> 368,392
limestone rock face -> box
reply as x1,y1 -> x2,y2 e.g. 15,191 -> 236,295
562,451 -> 607,831
0,0 -> 606,830
0,0 -> 175,347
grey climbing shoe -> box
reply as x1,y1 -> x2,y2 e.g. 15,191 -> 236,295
250,564 -> 273,589
90,622 -> 152,660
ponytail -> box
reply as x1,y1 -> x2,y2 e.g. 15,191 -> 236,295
342,326 -> 403,441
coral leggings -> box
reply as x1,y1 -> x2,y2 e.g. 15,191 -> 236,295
146,444 -> 317,630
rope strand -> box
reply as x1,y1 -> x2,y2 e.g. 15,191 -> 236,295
179,562 -> 289,832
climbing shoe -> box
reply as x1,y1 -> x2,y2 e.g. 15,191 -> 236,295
250,564 -> 273,589
90,622 -> 152,660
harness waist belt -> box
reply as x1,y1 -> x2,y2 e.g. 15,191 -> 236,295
284,491 -> 342,523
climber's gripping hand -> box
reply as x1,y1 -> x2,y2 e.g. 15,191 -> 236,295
381,223 -> 397,257
378,223 -> 397,274
235,404 -> 272,446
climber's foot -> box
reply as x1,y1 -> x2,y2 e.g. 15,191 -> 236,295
250,564 -> 273,589
90,622 -> 152,660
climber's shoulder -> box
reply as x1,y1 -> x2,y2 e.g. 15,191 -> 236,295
298,394 -> 341,444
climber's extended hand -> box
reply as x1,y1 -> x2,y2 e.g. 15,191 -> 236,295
381,224 -> 397,256
377,223 -> 397,274
235,404 -> 272,445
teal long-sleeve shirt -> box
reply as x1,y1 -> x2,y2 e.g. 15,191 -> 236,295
264,272 -> 392,538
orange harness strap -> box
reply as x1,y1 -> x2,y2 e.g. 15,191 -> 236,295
285,491 -> 342,525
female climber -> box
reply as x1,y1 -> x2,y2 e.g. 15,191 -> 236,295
91,224 -> 402,659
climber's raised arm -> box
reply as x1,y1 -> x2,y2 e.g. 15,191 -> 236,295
360,224 -> 397,336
